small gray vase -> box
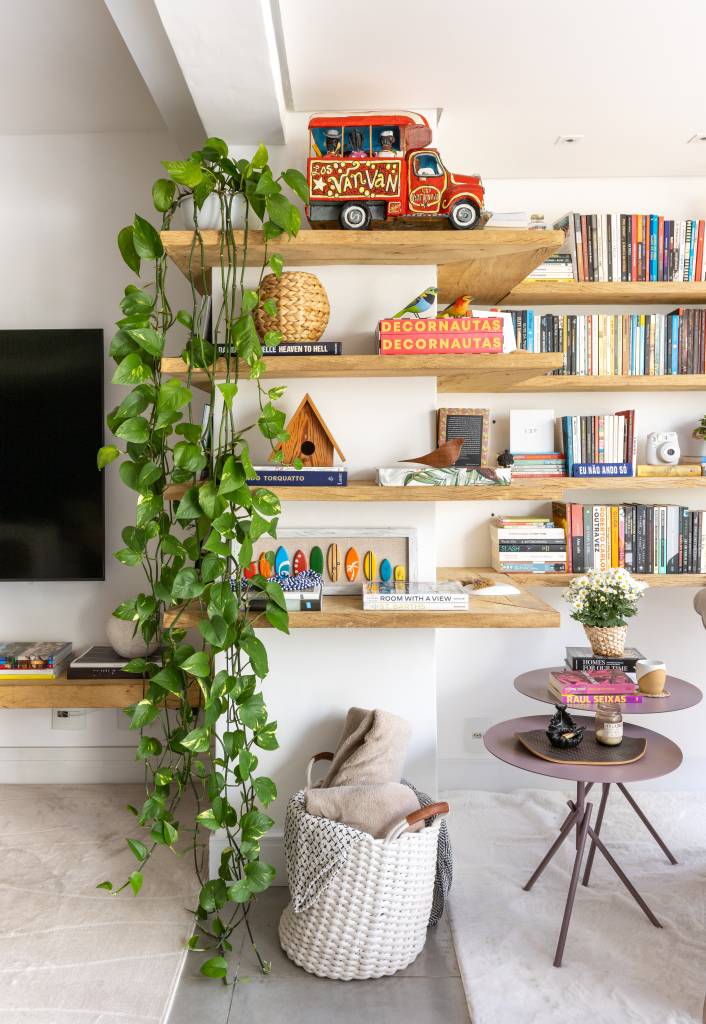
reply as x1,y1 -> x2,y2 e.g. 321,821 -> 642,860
106,616 -> 159,659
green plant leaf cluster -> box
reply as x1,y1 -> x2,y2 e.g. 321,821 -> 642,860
98,137 -> 304,981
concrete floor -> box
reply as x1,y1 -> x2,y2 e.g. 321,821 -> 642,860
168,888 -> 470,1023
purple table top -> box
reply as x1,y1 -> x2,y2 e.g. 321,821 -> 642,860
514,667 -> 703,716
484,714 -> 683,784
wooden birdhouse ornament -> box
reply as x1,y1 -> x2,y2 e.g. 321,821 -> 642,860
271,393 -> 345,467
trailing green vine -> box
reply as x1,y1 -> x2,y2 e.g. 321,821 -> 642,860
97,137 -> 309,981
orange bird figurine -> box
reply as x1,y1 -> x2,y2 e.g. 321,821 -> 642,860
438,294 -> 472,318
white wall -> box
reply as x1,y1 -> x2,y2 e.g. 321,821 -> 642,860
0,129 -> 185,779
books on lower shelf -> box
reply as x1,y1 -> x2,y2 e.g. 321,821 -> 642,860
0,642 -> 72,678
565,646 -> 644,672
362,581 -> 469,611
548,669 -> 643,705
510,309 -> 706,377
560,410 -> 635,476
555,212 -> 706,283
510,453 -> 566,479
246,466 -> 347,487
67,646 -> 144,680
553,501 -> 706,574
489,516 -> 567,573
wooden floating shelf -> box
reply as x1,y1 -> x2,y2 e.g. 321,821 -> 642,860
160,352 -> 564,395
502,280 -> 706,306
508,373 -> 706,393
0,678 -> 201,710
163,584 -> 559,631
439,567 -> 706,589
161,228 -> 564,304
164,476 -> 706,504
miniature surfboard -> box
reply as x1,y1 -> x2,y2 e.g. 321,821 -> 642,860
292,549 -> 308,574
363,550 -> 376,581
310,545 -> 324,574
258,552 -> 272,578
243,561 -> 257,579
345,547 -> 360,582
393,564 -> 406,581
327,543 -> 341,581
275,546 -> 290,576
379,558 -> 392,582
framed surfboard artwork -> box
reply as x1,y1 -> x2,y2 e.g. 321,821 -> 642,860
250,528 -> 418,594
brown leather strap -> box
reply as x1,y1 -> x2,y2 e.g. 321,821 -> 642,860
406,801 -> 449,827
312,751 -> 334,763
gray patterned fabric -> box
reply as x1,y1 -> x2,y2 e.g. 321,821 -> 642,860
284,785 -> 453,926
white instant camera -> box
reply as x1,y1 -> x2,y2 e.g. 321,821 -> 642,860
645,431 -> 680,465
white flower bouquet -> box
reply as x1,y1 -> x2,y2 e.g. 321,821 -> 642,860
566,568 -> 646,628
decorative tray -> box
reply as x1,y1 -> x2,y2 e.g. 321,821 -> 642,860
516,729 -> 646,766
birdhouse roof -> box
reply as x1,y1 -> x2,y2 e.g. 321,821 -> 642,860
278,392 -> 346,461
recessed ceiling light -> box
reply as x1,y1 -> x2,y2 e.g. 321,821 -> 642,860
687,133 -> 706,144
555,135 -> 584,145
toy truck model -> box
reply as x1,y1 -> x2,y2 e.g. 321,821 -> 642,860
306,111 -> 485,230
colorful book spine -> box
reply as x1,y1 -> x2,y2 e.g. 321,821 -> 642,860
246,469 -> 347,486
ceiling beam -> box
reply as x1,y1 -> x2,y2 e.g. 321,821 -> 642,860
103,0 -> 205,155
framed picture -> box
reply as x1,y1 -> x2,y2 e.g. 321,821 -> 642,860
250,528 -> 418,594
437,408 -> 489,467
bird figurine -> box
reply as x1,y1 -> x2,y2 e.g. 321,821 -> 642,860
391,286 -> 438,319
438,294 -> 472,318
401,437 -> 464,468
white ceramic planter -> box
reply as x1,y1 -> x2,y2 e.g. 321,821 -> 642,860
180,193 -> 255,230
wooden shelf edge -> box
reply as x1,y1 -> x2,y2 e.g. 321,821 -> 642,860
438,567 -> 706,589
0,678 -> 200,710
509,373 -> 706,392
502,279 -> 706,306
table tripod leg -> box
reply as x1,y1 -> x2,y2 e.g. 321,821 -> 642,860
582,783 -> 610,887
557,781 -> 593,833
568,799 -> 662,928
523,804 -> 580,892
554,800 -> 592,968
617,783 -> 678,865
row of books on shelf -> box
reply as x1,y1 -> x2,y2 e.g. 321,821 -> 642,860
510,309 -> 706,376
490,516 -> 567,573
555,212 -> 706,282
560,410 -> 636,477
553,501 -> 706,575
0,644 -> 146,680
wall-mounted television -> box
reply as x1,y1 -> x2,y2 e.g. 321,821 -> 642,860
0,329 -> 105,581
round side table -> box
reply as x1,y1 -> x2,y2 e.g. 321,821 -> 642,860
514,668 -> 701,869
484,714 -> 682,967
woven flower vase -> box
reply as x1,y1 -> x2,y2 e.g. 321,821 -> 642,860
255,272 -> 330,342
584,624 -> 628,658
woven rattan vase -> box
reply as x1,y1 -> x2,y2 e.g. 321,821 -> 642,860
584,624 -> 628,658
255,272 -> 330,342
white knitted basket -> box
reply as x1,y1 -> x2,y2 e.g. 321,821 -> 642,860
278,754 -> 448,980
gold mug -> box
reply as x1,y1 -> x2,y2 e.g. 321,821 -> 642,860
636,659 -> 667,696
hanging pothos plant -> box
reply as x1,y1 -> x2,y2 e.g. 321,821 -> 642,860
97,136 -> 309,982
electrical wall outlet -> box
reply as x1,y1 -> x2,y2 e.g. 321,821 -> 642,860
52,708 -> 87,731
463,716 -> 492,757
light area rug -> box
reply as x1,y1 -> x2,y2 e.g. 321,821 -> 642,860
0,785 -> 200,1024
445,788 -> 706,1024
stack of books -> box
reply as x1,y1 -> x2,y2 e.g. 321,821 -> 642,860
510,309 -> 706,376
548,668 -> 642,706
489,516 -> 567,574
510,453 -> 566,479
67,646 -> 146,679
377,314 -> 506,356
246,466 -> 347,487
362,581 -> 468,611
217,340 -> 341,357
559,410 -> 636,477
486,211 -> 548,230
553,501 -> 706,574
526,254 -> 574,281
565,645 -> 644,672
555,212 -> 706,282
0,642 -> 72,680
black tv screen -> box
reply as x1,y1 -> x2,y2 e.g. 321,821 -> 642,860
0,330 -> 105,580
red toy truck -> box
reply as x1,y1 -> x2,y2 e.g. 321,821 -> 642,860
306,111 -> 485,230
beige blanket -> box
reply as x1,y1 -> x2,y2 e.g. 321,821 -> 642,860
305,783 -> 421,839
320,707 -> 411,789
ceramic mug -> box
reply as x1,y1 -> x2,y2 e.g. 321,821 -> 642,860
636,659 -> 667,696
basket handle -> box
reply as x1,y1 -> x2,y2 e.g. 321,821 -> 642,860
384,800 -> 450,845
305,751 -> 334,789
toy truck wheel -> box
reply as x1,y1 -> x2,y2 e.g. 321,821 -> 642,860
339,202 -> 372,230
449,199 -> 480,230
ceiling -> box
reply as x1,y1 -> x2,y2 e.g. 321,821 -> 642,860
276,0 -> 706,178
0,0 -> 163,134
